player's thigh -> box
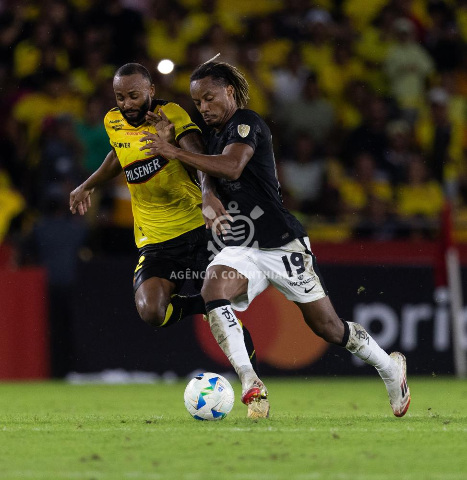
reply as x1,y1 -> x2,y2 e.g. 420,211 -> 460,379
201,265 -> 249,303
133,252 -> 182,323
135,276 -> 176,317
295,296 -> 344,344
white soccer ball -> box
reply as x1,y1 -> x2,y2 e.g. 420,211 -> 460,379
184,372 -> 235,421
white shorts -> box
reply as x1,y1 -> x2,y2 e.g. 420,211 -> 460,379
206,237 -> 327,311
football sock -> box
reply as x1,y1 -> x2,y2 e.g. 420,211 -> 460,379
161,294 -> 206,328
242,325 -> 258,373
205,299 -> 254,378
343,321 -> 395,383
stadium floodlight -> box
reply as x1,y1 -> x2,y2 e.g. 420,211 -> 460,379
157,59 -> 174,75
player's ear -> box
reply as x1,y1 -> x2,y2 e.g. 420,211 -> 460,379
226,85 -> 235,98
150,84 -> 155,99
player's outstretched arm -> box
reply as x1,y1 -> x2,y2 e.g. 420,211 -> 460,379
139,132 -> 253,181
70,149 -> 122,215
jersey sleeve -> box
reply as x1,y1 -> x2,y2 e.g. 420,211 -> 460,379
159,103 -> 201,142
103,110 -> 114,146
224,110 -> 262,151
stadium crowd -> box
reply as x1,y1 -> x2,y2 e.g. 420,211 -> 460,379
2,0 -> 467,261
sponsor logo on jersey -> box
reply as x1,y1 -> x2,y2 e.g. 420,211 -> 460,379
111,141 -> 131,148
124,156 -> 168,184
112,125 -> 123,131
109,119 -> 123,124
126,131 -> 144,136
237,124 -> 250,138
288,277 -> 312,287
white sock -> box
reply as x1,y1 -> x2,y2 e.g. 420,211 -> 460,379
345,322 -> 395,384
207,303 -> 253,377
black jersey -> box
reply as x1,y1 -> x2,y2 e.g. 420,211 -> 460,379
207,109 -> 307,248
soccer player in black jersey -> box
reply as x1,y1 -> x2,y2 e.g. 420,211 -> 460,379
140,61 -> 411,418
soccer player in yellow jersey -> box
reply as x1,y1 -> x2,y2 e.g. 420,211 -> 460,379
70,63 -> 211,327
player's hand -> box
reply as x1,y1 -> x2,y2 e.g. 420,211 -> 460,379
145,110 -> 175,144
70,185 -> 94,215
140,131 -> 178,158
202,192 -> 232,235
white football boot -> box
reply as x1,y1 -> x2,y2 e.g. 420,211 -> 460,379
387,352 -> 411,417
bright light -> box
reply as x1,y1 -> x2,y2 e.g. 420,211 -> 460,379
157,59 -> 174,75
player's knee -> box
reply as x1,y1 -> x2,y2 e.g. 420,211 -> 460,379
200,283 -> 221,304
137,302 -> 166,328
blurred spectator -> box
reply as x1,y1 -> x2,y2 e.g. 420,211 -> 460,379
13,18 -> 69,80
344,96 -> 390,170
198,23 -> 239,64
184,0 -> 244,42
336,80 -> 373,131
0,1 -> 29,67
342,0 -> 389,31
247,15 -> 293,70
354,194 -> 398,241
85,0 -> 144,65
39,114 -> 85,208
273,0 -> 311,41
425,0 -> 462,72
355,5 -> 397,93
384,18 -> 434,117
12,70 -> 84,165
319,42 -> 365,101
25,187 -> 87,378
237,43 -> 273,118
338,152 -> 393,218
271,49 -> 311,105
278,133 -> 326,215
146,2 -> 190,65
396,152 -> 444,238
74,95 -> 110,174
300,8 -> 334,75
0,166 -> 25,244
71,51 -> 114,97
278,72 -> 336,147
382,119 -> 413,183
415,87 -> 464,189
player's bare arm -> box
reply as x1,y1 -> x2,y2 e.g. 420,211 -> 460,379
199,172 -> 232,235
139,134 -> 253,181
70,148 -> 122,215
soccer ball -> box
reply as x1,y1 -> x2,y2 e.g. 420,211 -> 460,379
184,372 -> 235,421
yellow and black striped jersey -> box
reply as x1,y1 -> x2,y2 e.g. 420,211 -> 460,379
104,100 -> 204,247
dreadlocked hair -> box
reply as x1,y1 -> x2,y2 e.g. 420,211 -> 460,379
190,61 -> 250,108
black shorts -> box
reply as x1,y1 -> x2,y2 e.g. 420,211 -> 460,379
133,226 -> 211,294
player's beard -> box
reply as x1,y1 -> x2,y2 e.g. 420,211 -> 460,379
121,95 -> 152,126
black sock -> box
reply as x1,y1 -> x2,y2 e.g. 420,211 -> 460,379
162,294 -> 206,328
242,325 -> 258,373
339,319 -> 350,347
205,299 -> 230,312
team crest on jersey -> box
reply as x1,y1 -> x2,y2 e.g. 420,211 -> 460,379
124,156 -> 168,184
237,124 -> 250,138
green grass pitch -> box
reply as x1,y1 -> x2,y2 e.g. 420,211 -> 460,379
0,377 -> 466,480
